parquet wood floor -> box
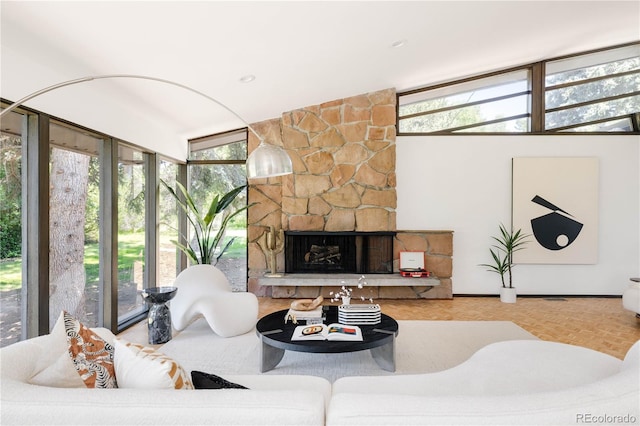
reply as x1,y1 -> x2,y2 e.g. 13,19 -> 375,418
259,296 -> 640,360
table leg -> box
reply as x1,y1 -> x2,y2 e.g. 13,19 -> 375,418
370,336 -> 396,372
260,337 -> 285,373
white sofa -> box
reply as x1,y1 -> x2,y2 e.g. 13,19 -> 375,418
2,325 -> 638,426
0,327 -> 331,426
328,339 -> 640,425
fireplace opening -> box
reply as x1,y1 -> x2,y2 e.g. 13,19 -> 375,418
285,231 -> 396,274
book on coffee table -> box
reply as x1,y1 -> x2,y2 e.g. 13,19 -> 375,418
291,323 -> 363,341
284,307 -> 324,324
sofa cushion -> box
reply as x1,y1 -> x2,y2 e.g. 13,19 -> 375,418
191,370 -> 248,389
114,338 -> 193,389
29,311 -> 117,388
332,339 -> 622,397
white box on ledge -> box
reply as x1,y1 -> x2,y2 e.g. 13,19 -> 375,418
400,251 -> 425,271
400,251 -> 431,277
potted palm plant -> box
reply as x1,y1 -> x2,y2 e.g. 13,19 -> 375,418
480,223 -> 529,303
160,180 -> 251,265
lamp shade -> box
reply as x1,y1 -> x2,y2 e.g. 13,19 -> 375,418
246,142 -> 293,179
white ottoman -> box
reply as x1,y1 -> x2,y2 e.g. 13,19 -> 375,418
622,278 -> 640,316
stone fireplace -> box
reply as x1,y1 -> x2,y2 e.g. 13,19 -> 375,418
247,88 -> 453,299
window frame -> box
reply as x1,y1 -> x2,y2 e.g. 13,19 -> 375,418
185,129 -> 250,291
0,100 -> 185,341
397,42 -> 640,136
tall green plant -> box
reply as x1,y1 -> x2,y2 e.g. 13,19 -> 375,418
160,180 -> 250,265
480,223 -> 529,288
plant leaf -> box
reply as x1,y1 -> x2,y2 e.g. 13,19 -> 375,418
161,181 -> 251,265
203,195 -> 220,227
216,185 -> 247,214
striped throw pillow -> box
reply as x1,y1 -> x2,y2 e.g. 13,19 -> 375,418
114,338 -> 193,389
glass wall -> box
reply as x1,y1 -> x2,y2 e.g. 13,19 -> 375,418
0,102 -> 185,346
158,160 -> 179,286
188,163 -> 248,291
188,131 -> 248,291
0,109 -> 23,347
117,144 -> 147,322
48,122 -> 102,328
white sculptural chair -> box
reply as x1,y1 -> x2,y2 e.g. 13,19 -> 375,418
170,264 -> 259,337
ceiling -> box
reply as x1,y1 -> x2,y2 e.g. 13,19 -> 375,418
1,1 -> 639,160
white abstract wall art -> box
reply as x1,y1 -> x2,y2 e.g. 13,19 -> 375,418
512,157 -> 599,264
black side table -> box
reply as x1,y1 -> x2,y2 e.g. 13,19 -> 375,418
256,305 -> 399,373
141,286 -> 178,344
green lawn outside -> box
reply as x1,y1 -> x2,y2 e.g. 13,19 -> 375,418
0,230 -> 247,291
0,260 -> 21,291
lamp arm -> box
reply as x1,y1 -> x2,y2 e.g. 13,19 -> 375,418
1,73 -> 292,178
0,74 -> 261,139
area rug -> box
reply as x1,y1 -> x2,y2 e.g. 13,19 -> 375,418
160,319 -> 537,383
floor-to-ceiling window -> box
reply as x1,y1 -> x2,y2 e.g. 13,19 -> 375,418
0,109 -> 23,346
0,101 -> 184,347
188,129 -> 248,291
158,159 -> 179,286
48,122 -> 102,328
116,143 -> 147,322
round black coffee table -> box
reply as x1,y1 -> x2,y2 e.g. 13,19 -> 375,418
256,305 -> 399,373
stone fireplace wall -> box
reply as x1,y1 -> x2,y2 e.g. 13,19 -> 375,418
247,88 -> 452,299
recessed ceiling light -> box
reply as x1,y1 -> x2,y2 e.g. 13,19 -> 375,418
239,74 -> 256,83
390,39 -> 407,48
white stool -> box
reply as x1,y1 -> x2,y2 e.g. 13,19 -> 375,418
622,278 -> 640,317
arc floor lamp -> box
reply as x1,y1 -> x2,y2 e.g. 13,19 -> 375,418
0,74 -> 293,179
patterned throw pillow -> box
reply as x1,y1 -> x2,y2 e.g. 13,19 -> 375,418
191,370 -> 248,389
114,338 -> 193,389
63,311 -> 118,388
29,311 -> 117,388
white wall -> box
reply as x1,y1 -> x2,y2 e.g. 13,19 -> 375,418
1,44 -> 189,161
396,135 -> 640,296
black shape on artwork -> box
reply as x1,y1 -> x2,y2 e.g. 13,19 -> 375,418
530,195 -> 583,251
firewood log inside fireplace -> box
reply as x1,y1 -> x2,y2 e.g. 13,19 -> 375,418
305,245 -> 341,264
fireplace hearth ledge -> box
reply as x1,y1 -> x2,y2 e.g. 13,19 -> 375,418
257,273 -> 440,287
